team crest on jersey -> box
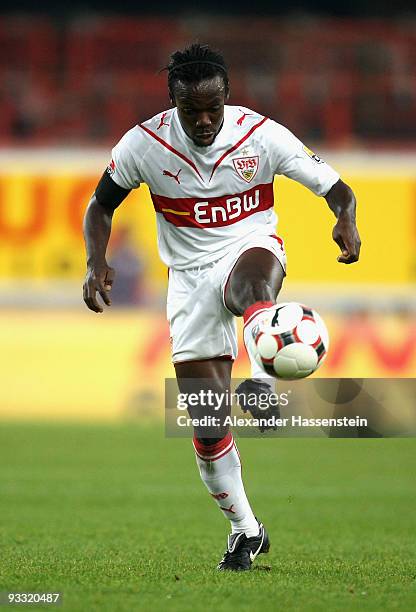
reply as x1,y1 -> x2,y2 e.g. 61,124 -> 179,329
232,156 -> 259,183
303,145 -> 324,164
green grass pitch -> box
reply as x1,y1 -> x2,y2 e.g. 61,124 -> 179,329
0,423 -> 415,611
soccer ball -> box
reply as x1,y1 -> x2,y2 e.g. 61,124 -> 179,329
252,302 -> 329,380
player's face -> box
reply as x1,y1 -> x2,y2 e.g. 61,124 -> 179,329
173,77 -> 227,147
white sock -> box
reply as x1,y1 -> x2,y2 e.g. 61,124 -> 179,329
193,433 -> 259,537
243,301 -> 276,381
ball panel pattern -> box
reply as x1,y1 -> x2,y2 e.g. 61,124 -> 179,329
252,302 -> 329,380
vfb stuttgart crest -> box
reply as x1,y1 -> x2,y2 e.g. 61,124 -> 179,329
233,156 -> 259,183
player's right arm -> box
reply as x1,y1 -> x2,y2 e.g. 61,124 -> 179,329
83,127 -> 143,313
83,172 -> 130,313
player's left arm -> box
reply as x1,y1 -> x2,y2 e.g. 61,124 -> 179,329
266,121 -> 361,265
324,179 -> 361,264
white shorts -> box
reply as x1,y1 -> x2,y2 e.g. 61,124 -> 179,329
167,235 -> 287,363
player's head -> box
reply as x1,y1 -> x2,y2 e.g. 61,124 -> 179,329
166,43 -> 230,147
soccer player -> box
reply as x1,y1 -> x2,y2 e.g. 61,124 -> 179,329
83,43 -> 360,571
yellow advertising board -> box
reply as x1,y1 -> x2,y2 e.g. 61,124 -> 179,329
0,169 -> 414,285
1,310 -> 414,421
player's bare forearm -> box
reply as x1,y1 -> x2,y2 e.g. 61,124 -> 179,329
325,179 -> 361,264
83,195 -> 115,313
83,195 -> 113,267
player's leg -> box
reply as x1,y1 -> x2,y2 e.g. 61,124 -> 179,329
225,247 -> 284,315
170,262 -> 269,569
175,356 -> 269,570
225,247 -> 285,379
174,357 -> 260,537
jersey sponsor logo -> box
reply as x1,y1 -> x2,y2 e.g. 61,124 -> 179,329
163,169 -> 182,184
107,159 -> 115,175
157,111 -> 170,130
233,156 -> 259,183
303,145 -> 324,164
151,182 -> 274,228
237,109 -> 253,126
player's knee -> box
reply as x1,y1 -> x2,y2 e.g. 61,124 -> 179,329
248,278 -> 277,302
232,278 -> 277,313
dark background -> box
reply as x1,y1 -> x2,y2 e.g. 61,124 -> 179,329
1,3 -> 415,146
2,1 -> 416,16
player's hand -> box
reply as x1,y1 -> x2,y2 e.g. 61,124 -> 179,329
332,215 -> 361,264
83,263 -> 115,313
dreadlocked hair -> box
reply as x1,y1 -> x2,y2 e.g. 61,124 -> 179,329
166,43 -> 229,98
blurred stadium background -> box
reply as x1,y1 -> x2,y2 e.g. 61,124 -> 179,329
1,3 -> 415,422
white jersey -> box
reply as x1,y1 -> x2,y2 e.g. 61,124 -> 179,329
108,105 -> 339,270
